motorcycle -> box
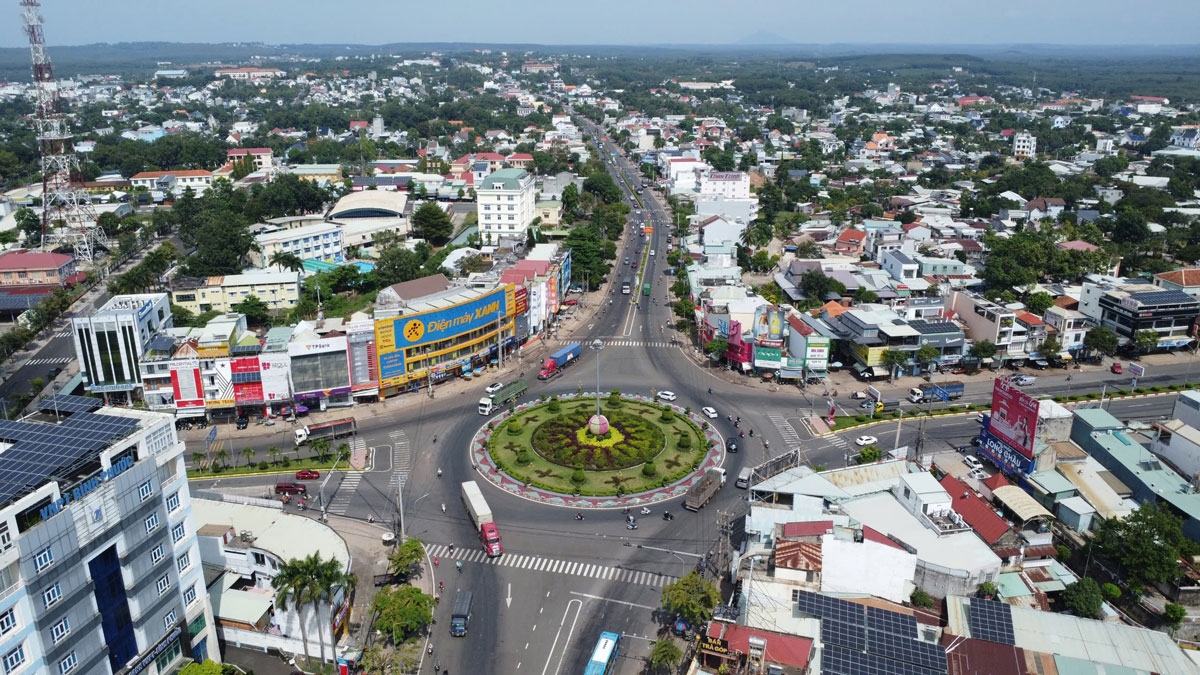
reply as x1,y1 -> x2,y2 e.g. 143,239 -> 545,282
739,430 -> 744,438
662,511 -> 675,521
575,513 -> 585,521
640,507 -> 651,515
626,523 -> 638,530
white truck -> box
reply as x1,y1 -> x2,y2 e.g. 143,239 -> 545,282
461,481 -> 503,556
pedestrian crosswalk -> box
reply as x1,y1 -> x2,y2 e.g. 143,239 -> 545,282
25,357 -> 72,366
388,429 -> 411,489
51,331 -> 70,339
425,544 -> 677,588
827,435 -> 849,450
326,438 -> 366,515
768,414 -> 802,447
553,339 -> 673,348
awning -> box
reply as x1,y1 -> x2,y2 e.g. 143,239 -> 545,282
777,368 -> 804,379
993,485 -> 1054,523
740,361 -> 752,372
980,358 -> 994,365
175,408 -> 207,419
852,362 -> 869,374
869,367 -> 888,378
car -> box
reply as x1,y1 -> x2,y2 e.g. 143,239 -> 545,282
967,468 -> 987,481
485,382 -> 504,395
235,416 -> 249,430
701,406 -> 718,419
656,391 -> 677,402
274,482 -> 307,495
1012,375 -> 1037,386
1111,362 -> 1123,374
563,299 -> 579,306
295,469 -> 320,480
650,249 -> 656,256
569,286 -> 583,293
963,456 -> 983,471
726,438 -> 738,453
975,412 -> 986,422
1032,360 -> 1049,370
624,257 -> 631,265
859,399 -> 878,410
632,261 -> 639,269
855,435 -> 878,447
849,391 -> 868,400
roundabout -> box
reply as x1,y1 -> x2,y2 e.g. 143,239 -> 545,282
469,392 -> 726,509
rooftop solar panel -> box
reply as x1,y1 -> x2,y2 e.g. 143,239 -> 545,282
147,335 -> 177,352
1129,289 -> 1197,306
822,619 -> 866,652
823,644 -> 944,675
967,598 -> 1015,646
37,394 -> 104,415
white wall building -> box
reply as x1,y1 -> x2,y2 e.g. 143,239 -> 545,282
1013,132 -> 1038,159
700,171 -> 751,200
72,293 -> 173,403
252,221 -> 344,268
476,168 -> 536,245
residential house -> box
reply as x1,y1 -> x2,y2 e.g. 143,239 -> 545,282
947,293 -> 1028,363
1154,268 -> 1200,298
833,229 -> 867,256
0,250 -> 79,287
1043,306 -> 1091,355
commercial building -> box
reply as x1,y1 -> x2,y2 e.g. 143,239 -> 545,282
72,294 -> 173,404
476,168 -> 536,245
169,270 -> 301,315
288,325 -> 352,408
1094,285 -> 1199,350
375,276 -> 517,398
1043,305 -> 1090,354
129,170 -> 213,197
225,148 -> 274,172
194,500 -> 351,662
948,292 -> 1028,363
699,171 -> 751,200
0,250 -> 78,287
0,399 -> 218,675
251,221 -> 344,268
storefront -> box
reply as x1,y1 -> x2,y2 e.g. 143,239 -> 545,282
289,337 -> 353,407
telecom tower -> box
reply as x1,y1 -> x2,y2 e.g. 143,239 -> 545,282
21,0 -> 106,262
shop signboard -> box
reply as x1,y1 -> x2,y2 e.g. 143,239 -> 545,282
375,287 -> 514,382
989,377 -> 1040,460
169,359 -> 204,409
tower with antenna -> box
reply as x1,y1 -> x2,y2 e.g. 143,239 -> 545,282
21,0 -> 106,262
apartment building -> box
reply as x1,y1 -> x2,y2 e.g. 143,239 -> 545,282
0,401 -> 218,675
71,294 -> 173,404
225,148 -> 274,172
1013,131 -> 1038,159
699,171 -> 750,200
252,221 -> 343,268
476,168 -> 536,245
170,270 -> 301,315
948,292 -> 1028,361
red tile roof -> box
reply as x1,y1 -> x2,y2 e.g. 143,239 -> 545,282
836,229 -> 867,244
982,472 -> 1011,491
787,314 -> 814,337
775,540 -> 823,571
1014,311 -> 1043,326
0,250 -> 73,270
939,475 -> 1011,545
132,169 -> 212,179
705,622 -> 813,669
1057,240 -> 1099,253
782,520 -> 833,538
1156,267 -> 1200,288
862,525 -> 907,551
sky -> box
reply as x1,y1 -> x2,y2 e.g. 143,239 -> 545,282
3,0 -> 1197,48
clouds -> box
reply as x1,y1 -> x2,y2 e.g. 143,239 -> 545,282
6,0 -> 1196,48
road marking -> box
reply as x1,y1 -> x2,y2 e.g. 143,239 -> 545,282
426,544 -> 677,588
388,430 -> 411,488
568,592 -> 657,611
768,414 -> 802,446
550,339 -> 672,348
541,599 -> 582,675
51,331 -> 70,339
24,357 -> 73,366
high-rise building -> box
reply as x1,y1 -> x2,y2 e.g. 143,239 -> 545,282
476,168 -> 536,245
71,294 -> 173,405
0,396 -> 218,674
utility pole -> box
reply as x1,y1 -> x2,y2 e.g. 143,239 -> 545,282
712,510 -> 734,582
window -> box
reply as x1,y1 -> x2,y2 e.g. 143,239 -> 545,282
176,552 -> 191,574
166,492 -> 180,513
0,523 -> 12,552
34,547 -> 53,572
163,610 -> 177,628
58,652 -> 77,675
3,645 -> 24,673
42,583 -> 61,609
153,640 -> 181,673
0,609 -> 14,636
171,523 -> 186,544
51,617 -> 70,643
183,583 -> 198,606
144,513 -> 159,534
151,544 -> 165,564
138,480 -> 153,501
156,574 -> 171,595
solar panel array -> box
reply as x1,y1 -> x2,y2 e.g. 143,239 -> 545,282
38,394 -> 103,415
967,598 -> 1015,645
795,591 -> 947,675
0,412 -> 141,506
1130,289 -> 1196,306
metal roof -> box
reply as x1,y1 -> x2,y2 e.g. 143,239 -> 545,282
992,485 -> 1053,522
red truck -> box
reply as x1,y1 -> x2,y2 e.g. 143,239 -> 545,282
461,481 -> 502,556
538,342 -> 582,380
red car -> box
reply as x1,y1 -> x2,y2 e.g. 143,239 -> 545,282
563,299 -> 579,306
295,469 -> 320,480
1110,363 -> 1123,374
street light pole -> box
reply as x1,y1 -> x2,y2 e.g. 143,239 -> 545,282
591,339 -> 603,416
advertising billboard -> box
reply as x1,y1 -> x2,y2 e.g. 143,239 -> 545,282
805,336 -> 830,371
375,287 -> 514,383
231,357 -> 264,405
259,354 -> 292,403
989,377 -> 1040,460
287,336 -> 348,357
977,426 -> 1035,475
169,359 -> 204,409
206,360 -> 234,408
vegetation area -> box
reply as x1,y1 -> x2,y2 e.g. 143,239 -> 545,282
270,552 -> 356,668
187,438 -> 352,478
488,395 -> 710,496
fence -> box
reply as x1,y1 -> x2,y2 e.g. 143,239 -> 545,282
191,491 -> 283,510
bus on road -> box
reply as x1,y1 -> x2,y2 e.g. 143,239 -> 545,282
621,278 -> 632,294
583,631 -> 621,675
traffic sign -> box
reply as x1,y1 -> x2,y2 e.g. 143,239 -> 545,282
1129,363 -> 1146,377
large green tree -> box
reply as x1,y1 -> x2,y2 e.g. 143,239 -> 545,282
1062,577 -> 1103,619
648,638 -> 683,674
411,201 -> 453,245
272,553 -> 356,663
373,585 -> 435,642
661,571 -> 721,627
1083,326 -> 1120,356
1024,291 -> 1055,317
968,340 -> 998,360
375,247 -> 425,287
582,171 -> 622,204
1091,503 -> 1200,586
1134,329 -> 1160,354
232,295 -> 271,326
14,207 -> 40,247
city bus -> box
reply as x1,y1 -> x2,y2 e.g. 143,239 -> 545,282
642,282 -> 650,296
621,278 -> 632,294
583,631 -> 621,675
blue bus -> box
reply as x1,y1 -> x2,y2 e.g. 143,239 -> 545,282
583,631 -> 621,675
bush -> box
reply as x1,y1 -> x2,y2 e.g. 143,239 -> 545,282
1101,582 -> 1122,603
506,420 -> 523,436
642,461 -> 657,477
516,450 -> 533,465
1063,578 -> 1103,619
571,468 -> 586,484
1056,544 -> 1071,561
257,461 -> 269,470
660,409 -> 675,422
547,399 -> 561,413
855,414 -> 867,422
280,458 -> 291,468
677,433 -> 692,450
910,589 -> 934,608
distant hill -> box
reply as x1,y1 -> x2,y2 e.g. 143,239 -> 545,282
736,31 -> 795,46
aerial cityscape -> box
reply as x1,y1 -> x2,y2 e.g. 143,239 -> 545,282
2,2 -> 1200,675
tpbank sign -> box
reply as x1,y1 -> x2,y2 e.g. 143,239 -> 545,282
376,287 -> 515,382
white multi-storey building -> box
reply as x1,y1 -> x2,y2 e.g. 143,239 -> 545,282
0,401 -> 218,675
252,221 -> 344,268
71,294 -> 173,405
1013,132 -> 1038,159
476,168 -> 536,245
700,171 -> 751,200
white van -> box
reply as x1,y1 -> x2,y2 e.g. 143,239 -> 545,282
735,467 -> 753,489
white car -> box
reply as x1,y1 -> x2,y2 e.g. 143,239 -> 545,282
650,249 -> 656,256
701,406 -> 718,419
657,391 -> 677,402
963,456 -> 983,471
855,435 -> 878,447
485,382 -> 504,395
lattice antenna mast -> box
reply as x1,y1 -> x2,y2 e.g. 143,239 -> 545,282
21,0 -> 105,262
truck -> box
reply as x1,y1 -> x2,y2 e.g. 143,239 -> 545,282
538,342 -> 582,380
478,379 -> 528,415
461,481 -> 503,556
449,591 -> 473,637
293,417 -> 357,446
874,399 -> 901,414
908,381 -> 966,403
683,467 -> 727,511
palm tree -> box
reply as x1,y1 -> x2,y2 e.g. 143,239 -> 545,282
272,558 -> 315,661
298,553 -> 356,662
191,451 -> 206,470
241,447 -> 255,468
267,445 -> 281,466
311,438 -> 332,463
336,442 -> 351,464
269,250 -> 305,273
214,447 -> 231,470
